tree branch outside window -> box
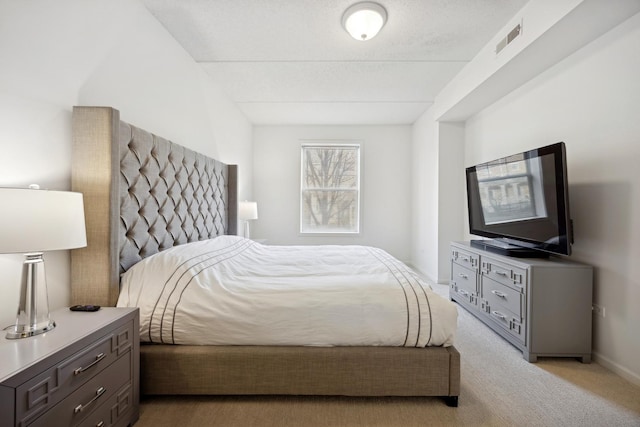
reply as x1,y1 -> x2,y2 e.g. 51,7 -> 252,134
300,143 -> 360,234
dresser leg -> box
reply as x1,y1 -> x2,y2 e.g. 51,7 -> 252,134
579,354 -> 591,363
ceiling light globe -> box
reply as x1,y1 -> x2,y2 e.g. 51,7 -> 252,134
342,2 -> 387,41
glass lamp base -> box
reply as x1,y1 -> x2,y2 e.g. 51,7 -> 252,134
244,221 -> 251,239
5,253 -> 55,340
5,321 -> 55,339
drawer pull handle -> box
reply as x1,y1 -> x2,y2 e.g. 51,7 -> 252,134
96,422 -> 104,427
491,290 -> 507,298
74,387 -> 106,414
458,273 -> 468,279
457,289 -> 470,297
461,256 -> 470,262
74,353 -> 106,375
494,270 -> 508,276
491,311 -> 506,320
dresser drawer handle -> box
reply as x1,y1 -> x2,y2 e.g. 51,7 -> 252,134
457,289 -> 470,297
458,273 -> 469,279
74,353 -> 106,375
491,290 -> 507,298
494,270 -> 508,276
74,387 -> 106,414
491,311 -> 506,320
96,421 -> 104,427
461,256 -> 470,262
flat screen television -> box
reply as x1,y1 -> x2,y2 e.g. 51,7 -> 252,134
466,142 -> 572,258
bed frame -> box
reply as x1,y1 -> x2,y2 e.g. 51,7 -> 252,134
70,106 -> 460,407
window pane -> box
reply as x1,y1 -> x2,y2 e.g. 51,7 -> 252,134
301,190 -> 358,233
300,144 -> 360,234
303,147 -> 358,189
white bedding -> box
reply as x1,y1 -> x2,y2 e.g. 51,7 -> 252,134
117,236 -> 457,347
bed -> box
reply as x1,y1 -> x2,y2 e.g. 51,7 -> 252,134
70,106 -> 460,407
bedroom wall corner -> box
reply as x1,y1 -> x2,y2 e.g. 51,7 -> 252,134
410,108 -> 439,283
0,0 -> 253,328
410,109 -> 466,285
74,0 -> 254,202
436,122 -> 465,283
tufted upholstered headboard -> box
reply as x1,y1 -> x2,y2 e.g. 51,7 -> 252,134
70,106 -> 237,307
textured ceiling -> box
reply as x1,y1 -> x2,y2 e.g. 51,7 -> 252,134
142,0 -> 529,125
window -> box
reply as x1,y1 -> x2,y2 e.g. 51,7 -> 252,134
300,143 -> 360,234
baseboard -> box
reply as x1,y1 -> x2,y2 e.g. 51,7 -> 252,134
592,351 -> 640,387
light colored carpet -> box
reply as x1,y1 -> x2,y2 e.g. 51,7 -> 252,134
135,284 -> 640,426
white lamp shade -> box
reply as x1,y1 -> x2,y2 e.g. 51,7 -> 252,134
0,187 -> 87,253
342,2 -> 387,41
238,201 -> 258,221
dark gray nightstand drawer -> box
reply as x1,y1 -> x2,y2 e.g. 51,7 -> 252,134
16,321 -> 134,426
28,352 -> 132,427
78,382 -> 134,427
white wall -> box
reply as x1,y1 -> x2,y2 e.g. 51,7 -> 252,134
0,0 -> 252,329
437,122 -> 465,281
412,0 -> 640,286
253,125 -> 412,262
464,12 -> 640,384
411,115 -> 465,283
411,110 -> 440,280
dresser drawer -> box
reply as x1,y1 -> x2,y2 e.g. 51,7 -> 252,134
451,247 -> 479,271
16,322 -> 134,425
481,256 -> 527,292
487,306 -> 526,344
451,263 -> 477,303
482,276 -> 524,320
28,353 -> 132,427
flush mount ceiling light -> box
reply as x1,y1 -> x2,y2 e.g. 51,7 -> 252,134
342,2 -> 387,41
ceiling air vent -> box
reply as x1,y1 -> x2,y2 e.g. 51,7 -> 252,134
496,21 -> 522,55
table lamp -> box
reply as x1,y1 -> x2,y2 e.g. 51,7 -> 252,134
0,186 -> 87,339
238,201 -> 258,239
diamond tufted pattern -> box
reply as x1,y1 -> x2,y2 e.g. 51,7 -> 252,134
71,107 -> 237,307
118,122 -> 229,273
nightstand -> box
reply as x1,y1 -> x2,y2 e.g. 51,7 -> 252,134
0,307 -> 139,427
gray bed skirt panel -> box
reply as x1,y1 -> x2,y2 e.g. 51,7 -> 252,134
140,344 -> 461,398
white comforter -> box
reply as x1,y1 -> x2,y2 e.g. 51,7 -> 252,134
117,236 -> 457,347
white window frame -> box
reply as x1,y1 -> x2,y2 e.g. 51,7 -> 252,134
299,142 -> 361,235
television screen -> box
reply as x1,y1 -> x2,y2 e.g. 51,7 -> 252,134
466,142 -> 572,257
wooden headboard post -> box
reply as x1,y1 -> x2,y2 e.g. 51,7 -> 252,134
71,106 -> 238,306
